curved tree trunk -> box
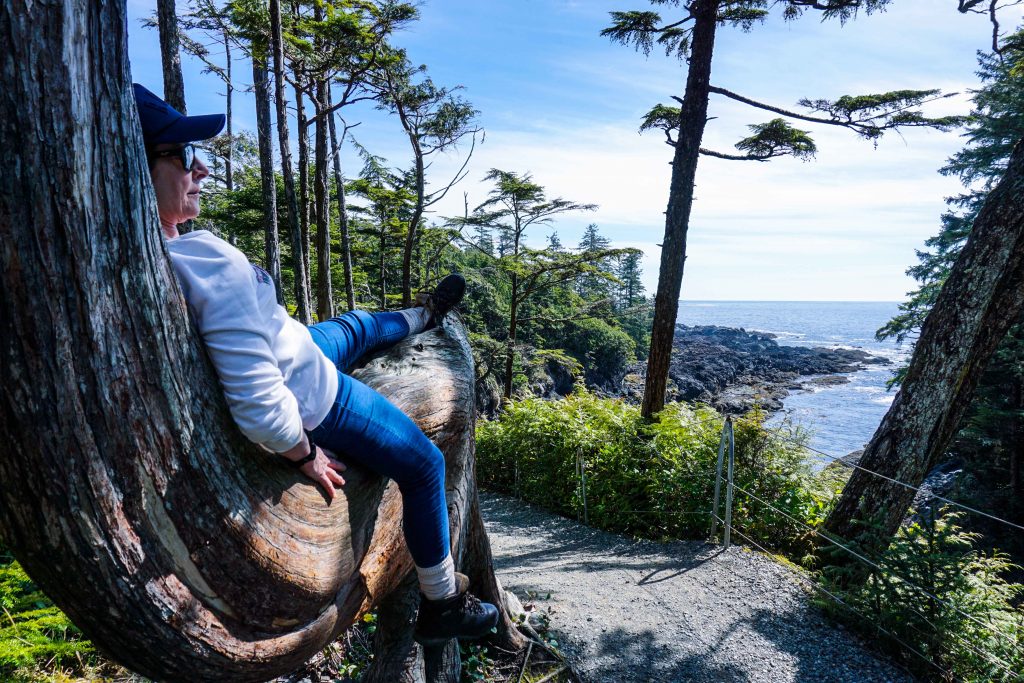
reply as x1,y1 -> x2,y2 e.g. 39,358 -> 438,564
822,139 -> 1024,572
0,2 -> 522,681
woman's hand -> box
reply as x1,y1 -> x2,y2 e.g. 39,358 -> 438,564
299,446 -> 347,501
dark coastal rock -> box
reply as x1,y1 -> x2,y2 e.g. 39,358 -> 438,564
624,325 -> 890,415
801,375 -> 851,389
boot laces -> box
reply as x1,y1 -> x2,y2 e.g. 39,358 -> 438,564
459,591 -> 485,615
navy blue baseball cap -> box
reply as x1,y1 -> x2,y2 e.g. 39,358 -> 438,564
133,83 -> 226,145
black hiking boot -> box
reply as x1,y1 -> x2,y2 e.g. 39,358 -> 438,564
417,273 -> 466,329
414,572 -> 499,645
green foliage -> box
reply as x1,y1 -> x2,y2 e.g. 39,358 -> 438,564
734,118 -> 816,160
459,641 -> 495,682
877,38 -> 1024,564
822,511 -> 1024,681
476,392 -> 825,550
798,89 -> 967,141
0,552 -> 96,678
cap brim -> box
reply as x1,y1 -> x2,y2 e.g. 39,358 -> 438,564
150,113 -> 226,144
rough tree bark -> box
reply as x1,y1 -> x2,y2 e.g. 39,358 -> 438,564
252,47 -> 284,304
314,75 -> 334,321
0,2 -> 522,680
269,0 -> 312,324
822,139 -> 1024,567
223,25 -> 233,193
641,0 -> 719,420
327,90 -> 357,312
157,0 -> 187,113
295,80 -> 313,305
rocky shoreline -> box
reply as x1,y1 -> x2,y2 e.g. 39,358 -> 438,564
614,325 -> 891,414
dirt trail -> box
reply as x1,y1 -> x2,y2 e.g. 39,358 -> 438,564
481,492 -> 911,683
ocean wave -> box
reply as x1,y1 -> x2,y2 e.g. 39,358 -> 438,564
750,329 -> 805,339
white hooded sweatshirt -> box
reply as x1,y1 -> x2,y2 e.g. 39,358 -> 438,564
165,230 -> 337,452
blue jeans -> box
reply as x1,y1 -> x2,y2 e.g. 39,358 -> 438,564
307,310 -> 450,569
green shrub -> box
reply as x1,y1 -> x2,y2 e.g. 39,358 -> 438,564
821,510 -> 1024,682
0,551 -> 96,677
476,391 -> 825,550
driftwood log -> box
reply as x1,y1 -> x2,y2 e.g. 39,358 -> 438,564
0,1 -> 524,681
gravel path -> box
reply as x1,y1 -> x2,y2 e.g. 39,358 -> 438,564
481,492 -> 912,683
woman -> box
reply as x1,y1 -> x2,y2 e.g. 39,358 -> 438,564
133,84 -> 497,644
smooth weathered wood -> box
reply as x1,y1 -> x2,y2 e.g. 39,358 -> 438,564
823,139 -> 1024,567
0,2 -> 523,679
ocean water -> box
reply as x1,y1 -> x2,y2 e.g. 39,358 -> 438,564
677,301 -> 911,467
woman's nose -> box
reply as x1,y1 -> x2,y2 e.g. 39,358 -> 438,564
193,156 -> 210,181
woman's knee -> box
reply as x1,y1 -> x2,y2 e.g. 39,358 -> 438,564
401,444 -> 446,490
328,309 -> 373,331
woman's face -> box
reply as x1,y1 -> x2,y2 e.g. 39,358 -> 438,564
150,143 -> 210,231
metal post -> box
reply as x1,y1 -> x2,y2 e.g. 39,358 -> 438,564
575,453 -> 582,522
724,418 -> 735,550
709,417 -> 730,541
579,452 -> 589,526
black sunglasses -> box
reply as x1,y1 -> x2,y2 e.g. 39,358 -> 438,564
149,144 -> 197,172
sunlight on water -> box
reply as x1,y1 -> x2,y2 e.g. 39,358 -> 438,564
678,301 -> 911,469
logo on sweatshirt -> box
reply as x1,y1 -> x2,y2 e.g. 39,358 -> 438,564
252,265 -> 272,286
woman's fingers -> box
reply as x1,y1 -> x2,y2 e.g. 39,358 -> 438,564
318,473 -> 337,501
327,457 -> 347,471
326,468 -> 346,486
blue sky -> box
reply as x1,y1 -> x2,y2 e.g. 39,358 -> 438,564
126,0 -> 1021,301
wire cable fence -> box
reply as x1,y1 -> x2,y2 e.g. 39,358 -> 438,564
709,416 -> 1024,681
729,414 -> 1024,534
717,515 -> 957,682
487,401 -> 1021,679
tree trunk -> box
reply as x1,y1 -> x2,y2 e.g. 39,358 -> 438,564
821,139 -> 1024,571
640,0 -> 719,419
327,90 -> 356,312
503,273 -> 519,401
224,26 -> 233,193
252,48 -> 284,305
295,81 -> 313,304
157,0 -> 186,113
381,228 -> 389,310
314,77 -> 334,322
0,3 -> 521,681
270,0 -> 312,323
401,117 -> 426,308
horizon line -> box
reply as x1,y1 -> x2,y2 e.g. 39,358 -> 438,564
679,299 -> 902,304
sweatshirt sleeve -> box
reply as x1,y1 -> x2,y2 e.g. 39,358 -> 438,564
169,239 -> 304,452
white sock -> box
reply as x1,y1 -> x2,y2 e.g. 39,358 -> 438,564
416,554 -> 457,601
398,306 -> 431,335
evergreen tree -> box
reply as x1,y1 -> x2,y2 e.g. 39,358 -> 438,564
576,223 -> 613,301
547,231 -> 564,252
616,251 -> 645,310
604,0 -> 966,419
878,42 -> 1024,511
459,170 -> 634,401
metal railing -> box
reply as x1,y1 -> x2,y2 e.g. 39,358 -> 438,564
706,414 -> 1023,681
501,407 -> 1022,680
